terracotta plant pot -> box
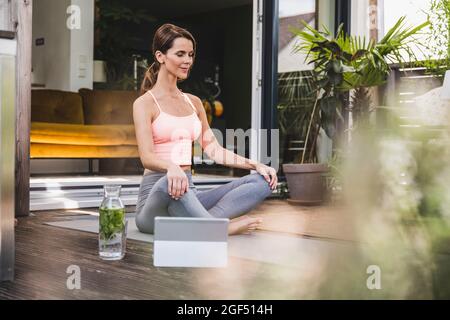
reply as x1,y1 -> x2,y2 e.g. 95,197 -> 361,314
282,163 -> 328,205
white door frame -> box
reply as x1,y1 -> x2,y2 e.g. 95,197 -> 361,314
250,0 -> 263,164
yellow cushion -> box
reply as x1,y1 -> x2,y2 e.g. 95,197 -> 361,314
30,89 -> 141,159
120,125 -> 138,145
79,88 -> 139,125
31,122 -> 137,146
31,143 -> 139,158
31,90 -> 84,124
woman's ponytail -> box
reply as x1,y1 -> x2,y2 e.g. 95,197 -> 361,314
140,61 -> 160,95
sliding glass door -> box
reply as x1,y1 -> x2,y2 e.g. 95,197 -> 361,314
277,0 -> 318,168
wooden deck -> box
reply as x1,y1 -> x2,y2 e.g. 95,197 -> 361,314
0,200 -> 354,300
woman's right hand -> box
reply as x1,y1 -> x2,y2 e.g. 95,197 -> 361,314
166,164 -> 189,200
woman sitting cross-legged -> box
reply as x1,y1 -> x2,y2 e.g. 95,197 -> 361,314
133,23 -> 277,236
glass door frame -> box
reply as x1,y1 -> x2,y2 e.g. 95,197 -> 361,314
251,0 -> 279,168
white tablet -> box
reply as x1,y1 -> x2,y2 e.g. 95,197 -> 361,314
153,217 -> 229,267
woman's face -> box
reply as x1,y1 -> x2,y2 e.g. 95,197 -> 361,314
157,37 -> 194,80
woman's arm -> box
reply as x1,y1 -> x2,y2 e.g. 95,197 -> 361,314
187,94 -> 278,189
206,142 -> 258,170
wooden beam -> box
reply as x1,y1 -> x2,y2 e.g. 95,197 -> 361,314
15,0 -> 32,217
1,0 -> 17,282
368,0 -> 380,113
0,53 -> 16,282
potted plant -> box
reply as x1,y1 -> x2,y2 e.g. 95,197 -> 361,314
282,17 -> 428,205
278,70 -> 325,204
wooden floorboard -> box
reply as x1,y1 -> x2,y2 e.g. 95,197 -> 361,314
3,200 -> 447,299
1,201 -> 339,300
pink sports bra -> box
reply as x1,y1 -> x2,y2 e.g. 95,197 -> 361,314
148,90 -> 202,166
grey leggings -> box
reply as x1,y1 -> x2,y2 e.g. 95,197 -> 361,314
135,170 -> 273,234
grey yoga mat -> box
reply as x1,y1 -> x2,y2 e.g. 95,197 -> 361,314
45,214 -> 352,268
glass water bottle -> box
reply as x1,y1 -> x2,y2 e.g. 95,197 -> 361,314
99,184 -> 127,260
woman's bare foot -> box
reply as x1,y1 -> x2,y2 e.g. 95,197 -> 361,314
228,216 -> 262,235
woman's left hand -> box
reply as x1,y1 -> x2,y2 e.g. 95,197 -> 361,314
255,163 -> 278,190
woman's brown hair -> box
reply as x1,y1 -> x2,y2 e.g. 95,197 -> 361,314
140,23 -> 196,95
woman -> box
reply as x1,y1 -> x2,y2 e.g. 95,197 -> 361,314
133,23 -> 277,235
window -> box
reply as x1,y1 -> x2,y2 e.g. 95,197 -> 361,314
278,0 -> 316,73
277,0 -> 317,166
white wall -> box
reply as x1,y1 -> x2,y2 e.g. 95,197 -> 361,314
317,0 -> 335,34
69,0 -> 94,91
32,0 -> 93,92
278,33 -> 314,73
351,0 -> 370,39
33,0 -> 71,90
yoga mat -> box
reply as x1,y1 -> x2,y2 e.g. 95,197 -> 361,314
45,214 -> 354,268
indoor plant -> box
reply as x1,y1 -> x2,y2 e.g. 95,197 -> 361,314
94,0 -> 156,90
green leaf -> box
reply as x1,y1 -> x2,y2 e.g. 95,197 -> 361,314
330,72 -> 344,86
332,60 -> 343,73
351,49 -> 368,61
99,207 -> 125,240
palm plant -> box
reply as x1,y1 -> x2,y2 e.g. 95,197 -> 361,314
288,16 -> 429,163
346,16 -> 429,88
281,17 -> 429,205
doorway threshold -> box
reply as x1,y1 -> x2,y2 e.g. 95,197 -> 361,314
30,174 -> 240,211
